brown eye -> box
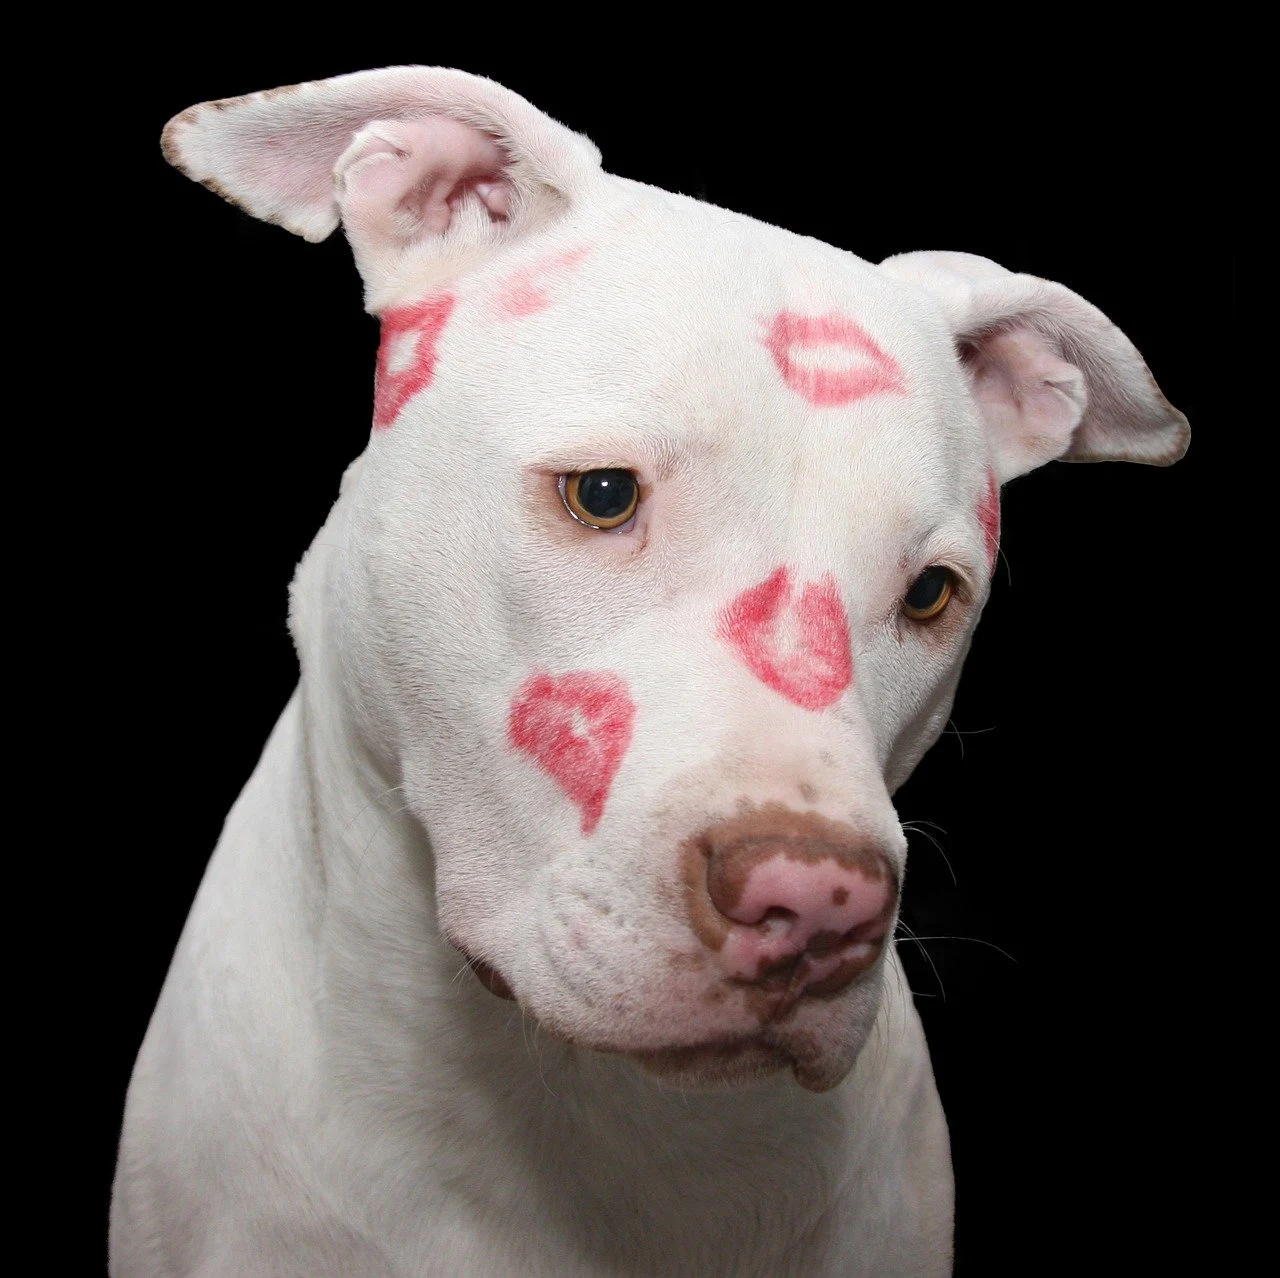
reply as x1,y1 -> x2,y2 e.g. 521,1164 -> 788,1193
903,566 -> 955,621
560,469 -> 640,530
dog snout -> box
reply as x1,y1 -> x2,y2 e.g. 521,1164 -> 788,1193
684,805 -> 898,997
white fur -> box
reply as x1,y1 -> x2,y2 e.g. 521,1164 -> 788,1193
113,67 -> 1188,1276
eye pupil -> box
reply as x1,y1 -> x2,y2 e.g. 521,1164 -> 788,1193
575,470 -> 635,520
904,566 -> 954,621
562,469 -> 640,530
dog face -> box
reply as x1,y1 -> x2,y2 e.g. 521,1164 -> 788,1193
164,68 -> 1188,1093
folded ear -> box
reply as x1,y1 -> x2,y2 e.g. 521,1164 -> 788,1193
879,251 -> 1190,482
161,66 -> 602,310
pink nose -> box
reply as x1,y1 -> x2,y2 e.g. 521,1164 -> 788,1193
692,806 -> 898,996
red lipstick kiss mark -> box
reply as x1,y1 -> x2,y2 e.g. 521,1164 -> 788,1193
372,293 -> 456,431
977,469 -> 1001,572
718,567 -> 853,711
497,247 -> 591,319
508,670 -> 635,835
762,311 -> 905,407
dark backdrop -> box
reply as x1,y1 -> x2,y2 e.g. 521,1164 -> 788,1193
90,40 -> 1221,1276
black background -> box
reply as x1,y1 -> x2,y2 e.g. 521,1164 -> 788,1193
89,38 -> 1222,1276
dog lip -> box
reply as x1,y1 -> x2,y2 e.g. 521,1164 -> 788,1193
470,959 -> 516,1000
449,939 -> 516,1001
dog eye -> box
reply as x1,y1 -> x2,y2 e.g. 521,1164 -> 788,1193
559,470 -> 640,530
903,566 -> 955,621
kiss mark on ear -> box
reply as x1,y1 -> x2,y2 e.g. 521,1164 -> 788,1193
508,670 -> 635,835
977,469 -> 1001,571
762,311 -> 905,407
372,293 -> 456,430
496,246 -> 591,319
718,568 -> 852,711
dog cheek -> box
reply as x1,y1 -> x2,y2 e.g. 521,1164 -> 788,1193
494,246 -> 592,319
507,670 -> 637,835
372,293 -> 456,431
977,469 -> 1001,571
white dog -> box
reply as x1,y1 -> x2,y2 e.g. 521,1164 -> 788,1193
111,66 -> 1189,1277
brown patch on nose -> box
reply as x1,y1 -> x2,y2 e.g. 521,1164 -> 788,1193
737,943 -> 888,1024
798,782 -> 817,804
805,929 -> 846,957
679,802 -> 897,952
705,806 -> 891,919
832,886 -> 849,906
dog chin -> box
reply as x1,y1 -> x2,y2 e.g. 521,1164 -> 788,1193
454,944 -> 867,1093
622,1039 -> 793,1091
616,1032 -> 858,1094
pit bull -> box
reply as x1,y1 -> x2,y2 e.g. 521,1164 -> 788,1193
110,65 -> 1189,1277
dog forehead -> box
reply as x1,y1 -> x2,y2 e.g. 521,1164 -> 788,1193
448,185 -> 977,467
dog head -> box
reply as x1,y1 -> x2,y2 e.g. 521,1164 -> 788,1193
164,68 -> 1188,1092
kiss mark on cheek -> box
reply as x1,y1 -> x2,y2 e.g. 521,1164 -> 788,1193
372,293 -> 456,431
718,568 -> 853,711
762,311 -> 905,406
977,469 -> 1001,572
508,670 -> 635,835
496,247 -> 591,318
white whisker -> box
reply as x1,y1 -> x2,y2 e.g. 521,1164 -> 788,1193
901,821 -> 957,887
897,935 -> 1018,965
896,920 -> 946,1002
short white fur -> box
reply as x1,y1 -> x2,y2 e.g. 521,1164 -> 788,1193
112,66 -> 1188,1277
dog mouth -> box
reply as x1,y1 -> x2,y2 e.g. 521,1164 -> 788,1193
461,953 -> 517,1001
456,960 -> 845,1093
452,940 -> 870,1092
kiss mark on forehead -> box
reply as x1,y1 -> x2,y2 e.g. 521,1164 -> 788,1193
372,293 -> 455,431
496,246 -> 591,319
508,670 -> 635,835
762,311 -> 905,407
978,469 -> 1001,572
718,568 -> 853,711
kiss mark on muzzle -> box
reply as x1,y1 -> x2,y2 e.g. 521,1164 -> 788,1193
372,293 -> 455,431
717,567 -> 852,710
762,311 -> 905,407
508,670 -> 635,834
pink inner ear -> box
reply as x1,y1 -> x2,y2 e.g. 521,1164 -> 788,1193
337,117 -> 512,249
965,327 -> 1087,476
